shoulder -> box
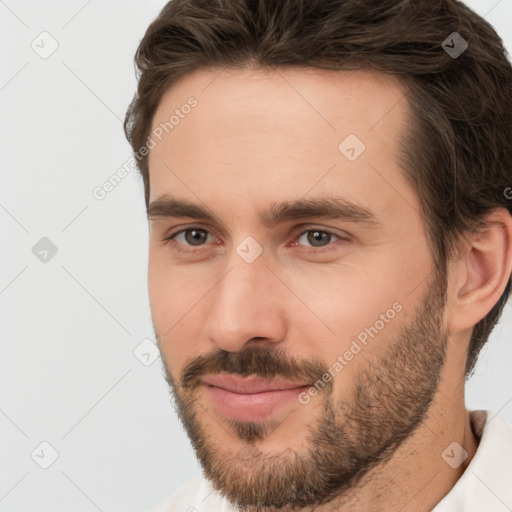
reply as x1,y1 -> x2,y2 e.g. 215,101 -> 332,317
433,409 -> 512,512
147,474 -> 231,512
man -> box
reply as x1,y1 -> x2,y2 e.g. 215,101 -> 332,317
124,0 -> 512,510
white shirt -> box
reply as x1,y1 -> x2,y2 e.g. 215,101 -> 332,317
148,410 -> 512,512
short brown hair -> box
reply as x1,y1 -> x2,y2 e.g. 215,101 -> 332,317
124,0 -> 512,377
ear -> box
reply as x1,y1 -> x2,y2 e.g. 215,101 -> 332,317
446,208 -> 512,334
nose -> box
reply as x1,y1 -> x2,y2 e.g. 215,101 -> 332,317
203,254 -> 288,353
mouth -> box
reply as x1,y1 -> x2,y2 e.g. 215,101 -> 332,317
201,374 -> 311,422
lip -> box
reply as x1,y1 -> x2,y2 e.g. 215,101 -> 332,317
201,374 -> 311,422
202,374 -> 310,393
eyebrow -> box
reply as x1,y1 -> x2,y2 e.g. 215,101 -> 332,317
147,194 -> 380,228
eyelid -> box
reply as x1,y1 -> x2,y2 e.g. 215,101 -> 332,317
164,224 -> 348,240
164,224 -> 350,254
165,226 -> 219,248
291,224 -> 350,239
290,227 -> 350,251
294,228 -> 340,242
163,223 -> 219,240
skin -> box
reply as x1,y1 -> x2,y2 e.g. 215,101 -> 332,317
146,67 -> 512,511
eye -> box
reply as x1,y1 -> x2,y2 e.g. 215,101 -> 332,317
162,226 -> 347,254
295,229 -> 342,249
166,228 -> 216,247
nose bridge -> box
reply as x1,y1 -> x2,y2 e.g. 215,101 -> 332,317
204,248 -> 286,351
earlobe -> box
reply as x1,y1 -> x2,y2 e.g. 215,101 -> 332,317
448,208 -> 512,333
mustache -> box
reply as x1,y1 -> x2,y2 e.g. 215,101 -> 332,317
180,346 -> 330,392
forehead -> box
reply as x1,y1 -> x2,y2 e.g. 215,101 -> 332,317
147,66 -> 416,221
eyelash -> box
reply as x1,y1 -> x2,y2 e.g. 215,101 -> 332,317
162,227 -> 347,254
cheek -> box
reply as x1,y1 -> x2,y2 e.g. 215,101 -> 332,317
288,264 -> 401,338
148,243 -> 194,320
148,250 -> 191,365
283,264 -> 408,388
148,249 -> 218,372
148,248 -> 171,323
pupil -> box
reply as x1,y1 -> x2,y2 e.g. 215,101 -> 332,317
186,229 -> 207,246
308,231 -> 329,247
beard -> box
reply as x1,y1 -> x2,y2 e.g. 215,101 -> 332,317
155,266 -> 448,511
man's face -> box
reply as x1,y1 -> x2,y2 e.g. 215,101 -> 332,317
147,68 -> 449,510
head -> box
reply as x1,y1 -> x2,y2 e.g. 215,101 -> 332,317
125,0 -> 512,509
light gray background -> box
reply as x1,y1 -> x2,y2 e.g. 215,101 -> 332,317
1,1 -> 511,511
